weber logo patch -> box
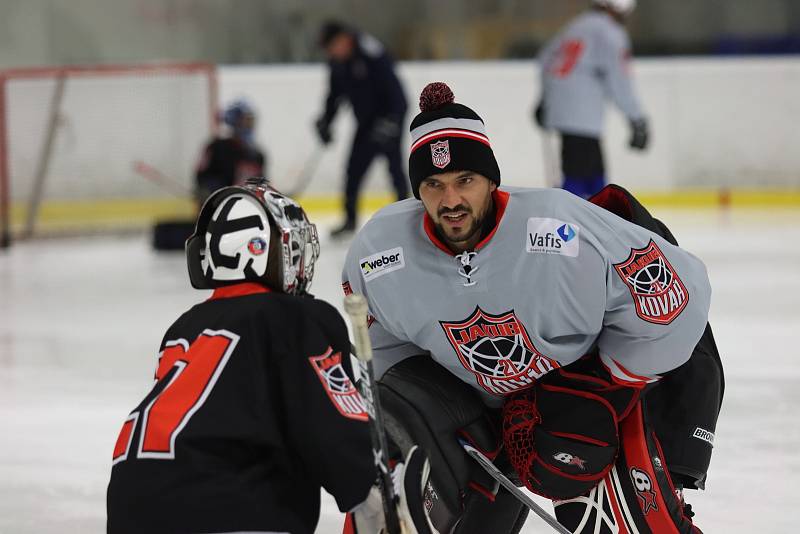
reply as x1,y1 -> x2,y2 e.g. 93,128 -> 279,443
359,247 -> 404,281
308,347 -> 368,421
526,218 -> 580,257
692,427 -> 715,446
440,306 -> 557,396
614,240 -> 689,325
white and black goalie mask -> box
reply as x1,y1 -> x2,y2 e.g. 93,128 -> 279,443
261,186 -> 320,295
187,178 -> 320,295
204,194 -> 271,282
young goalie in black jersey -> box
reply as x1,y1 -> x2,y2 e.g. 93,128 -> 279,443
107,178 -> 434,534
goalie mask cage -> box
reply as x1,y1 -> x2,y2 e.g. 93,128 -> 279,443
0,62 -> 218,247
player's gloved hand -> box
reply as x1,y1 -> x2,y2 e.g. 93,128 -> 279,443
629,118 -> 649,150
502,356 -> 640,500
533,100 -> 546,128
315,116 -> 333,145
370,117 -> 402,146
350,446 -> 438,534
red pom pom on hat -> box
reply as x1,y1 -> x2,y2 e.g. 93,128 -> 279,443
419,82 -> 455,112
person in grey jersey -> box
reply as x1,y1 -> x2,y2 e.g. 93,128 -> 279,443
342,82 -> 721,533
535,0 -> 649,198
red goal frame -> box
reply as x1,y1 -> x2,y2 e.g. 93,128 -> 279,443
0,62 -> 217,247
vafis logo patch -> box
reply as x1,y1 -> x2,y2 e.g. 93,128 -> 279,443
359,247 -> 404,282
440,306 -> 557,396
614,240 -> 689,325
430,140 -> 451,169
308,347 -> 368,421
630,467 -> 659,514
526,218 -> 580,257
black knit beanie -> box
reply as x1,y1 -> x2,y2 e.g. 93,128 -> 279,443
408,82 -> 500,199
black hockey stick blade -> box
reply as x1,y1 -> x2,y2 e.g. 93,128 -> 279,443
459,439 -> 571,534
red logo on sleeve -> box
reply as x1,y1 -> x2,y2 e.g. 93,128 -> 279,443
614,240 -> 689,325
308,347 -> 368,421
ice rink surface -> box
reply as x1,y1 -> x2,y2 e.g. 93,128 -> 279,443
1,206 -> 799,533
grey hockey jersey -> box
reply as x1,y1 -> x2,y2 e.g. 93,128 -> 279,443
342,188 -> 710,406
538,10 -> 645,137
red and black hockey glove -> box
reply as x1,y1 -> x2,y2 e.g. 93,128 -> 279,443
502,356 -> 640,500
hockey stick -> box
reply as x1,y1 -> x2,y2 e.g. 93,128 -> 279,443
344,293 -> 405,534
284,145 -> 324,198
459,439 -> 571,534
132,160 -> 193,198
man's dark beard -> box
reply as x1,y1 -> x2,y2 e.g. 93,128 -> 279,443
434,202 -> 496,247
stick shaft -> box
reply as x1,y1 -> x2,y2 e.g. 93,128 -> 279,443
344,294 -> 403,534
460,440 -> 571,534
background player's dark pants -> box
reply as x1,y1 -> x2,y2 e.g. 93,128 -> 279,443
344,127 -> 409,224
560,133 -> 605,198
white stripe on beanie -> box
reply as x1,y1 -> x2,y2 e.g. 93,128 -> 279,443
410,117 -> 487,145
410,129 -> 491,152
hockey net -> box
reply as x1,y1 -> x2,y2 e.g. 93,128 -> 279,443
0,62 -> 217,246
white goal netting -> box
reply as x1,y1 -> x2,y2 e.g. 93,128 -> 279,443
0,63 -> 217,244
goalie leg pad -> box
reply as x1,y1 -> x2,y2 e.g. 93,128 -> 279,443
554,402 -> 702,534
379,355 -> 526,534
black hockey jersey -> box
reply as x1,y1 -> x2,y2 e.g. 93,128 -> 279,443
107,283 -> 374,534
195,137 -> 266,201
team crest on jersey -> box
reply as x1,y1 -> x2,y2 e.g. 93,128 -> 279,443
440,306 -> 557,396
630,467 -> 659,514
308,347 -> 368,421
614,240 -> 689,325
430,140 -> 451,169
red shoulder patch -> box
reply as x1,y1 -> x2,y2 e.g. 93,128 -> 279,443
308,347 -> 368,421
614,240 -> 689,325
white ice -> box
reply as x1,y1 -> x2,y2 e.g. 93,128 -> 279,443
1,207 -> 799,533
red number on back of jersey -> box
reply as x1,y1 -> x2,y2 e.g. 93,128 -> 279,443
551,39 -> 585,78
112,329 -> 239,463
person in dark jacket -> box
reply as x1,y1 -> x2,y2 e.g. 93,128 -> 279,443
315,21 -> 409,238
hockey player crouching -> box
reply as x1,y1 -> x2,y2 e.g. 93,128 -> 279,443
107,177 -> 435,534
342,83 -> 723,533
